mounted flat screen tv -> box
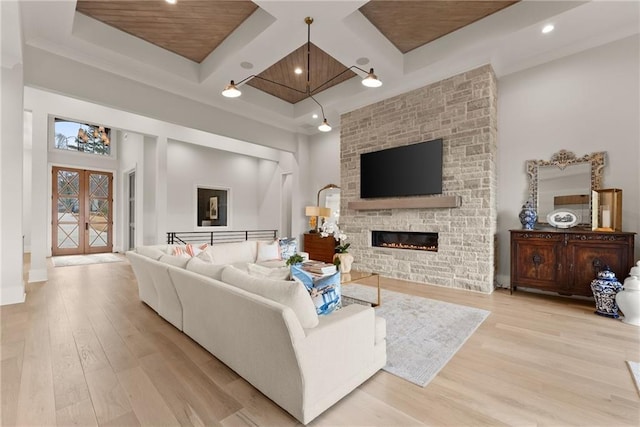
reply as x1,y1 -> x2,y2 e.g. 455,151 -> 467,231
360,138 -> 443,198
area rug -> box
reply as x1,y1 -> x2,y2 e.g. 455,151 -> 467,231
627,361 -> 640,397
342,283 -> 490,387
52,253 -> 123,267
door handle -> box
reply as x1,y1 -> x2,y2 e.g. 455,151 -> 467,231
85,222 -> 89,231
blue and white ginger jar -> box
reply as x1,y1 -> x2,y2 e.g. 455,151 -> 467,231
519,200 -> 537,230
590,266 -> 623,318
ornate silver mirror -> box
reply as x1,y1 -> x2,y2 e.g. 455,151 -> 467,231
317,184 -> 340,224
526,150 -> 606,227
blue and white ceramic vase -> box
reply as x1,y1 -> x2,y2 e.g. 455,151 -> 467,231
519,199 -> 537,230
590,266 -> 623,318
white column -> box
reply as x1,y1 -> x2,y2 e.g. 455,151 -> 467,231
155,136 -> 168,244
0,63 -> 26,305
28,110 -> 48,282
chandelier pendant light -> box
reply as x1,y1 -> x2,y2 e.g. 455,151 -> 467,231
222,17 -> 382,132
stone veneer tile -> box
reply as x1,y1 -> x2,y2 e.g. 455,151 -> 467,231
340,65 -> 498,293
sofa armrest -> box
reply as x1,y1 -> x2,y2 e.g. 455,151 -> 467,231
295,304 -> 380,399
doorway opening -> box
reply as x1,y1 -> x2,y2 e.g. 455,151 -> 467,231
52,167 -> 113,255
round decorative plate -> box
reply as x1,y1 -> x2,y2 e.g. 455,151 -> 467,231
547,209 -> 580,228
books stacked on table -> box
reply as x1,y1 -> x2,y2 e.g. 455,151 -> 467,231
302,261 -> 337,276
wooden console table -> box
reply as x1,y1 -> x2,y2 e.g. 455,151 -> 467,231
510,229 -> 635,296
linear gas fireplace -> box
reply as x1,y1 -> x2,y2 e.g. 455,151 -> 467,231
371,230 -> 438,252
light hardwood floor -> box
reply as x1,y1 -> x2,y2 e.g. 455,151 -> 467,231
2,255 -> 639,426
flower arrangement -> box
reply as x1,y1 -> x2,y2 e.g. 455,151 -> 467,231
320,221 -> 348,253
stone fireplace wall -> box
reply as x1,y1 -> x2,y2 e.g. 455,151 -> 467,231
340,65 -> 498,293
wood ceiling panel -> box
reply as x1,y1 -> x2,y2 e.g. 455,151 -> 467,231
360,0 -> 519,53
76,0 -> 257,63
246,43 -> 357,104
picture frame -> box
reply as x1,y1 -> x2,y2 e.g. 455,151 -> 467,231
196,186 -> 229,228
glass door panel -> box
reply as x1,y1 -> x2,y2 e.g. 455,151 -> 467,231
85,172 -> 113,254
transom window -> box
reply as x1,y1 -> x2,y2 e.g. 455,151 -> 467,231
54,118 -> 111,156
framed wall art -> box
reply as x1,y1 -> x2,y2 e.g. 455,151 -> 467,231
196,186 -> 229,228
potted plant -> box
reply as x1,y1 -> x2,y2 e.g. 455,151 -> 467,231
286,253 -> 305,266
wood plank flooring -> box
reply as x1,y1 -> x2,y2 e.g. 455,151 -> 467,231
2,255 -> 639,426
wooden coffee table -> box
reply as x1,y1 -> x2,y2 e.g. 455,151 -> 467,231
340,270 -> 381,307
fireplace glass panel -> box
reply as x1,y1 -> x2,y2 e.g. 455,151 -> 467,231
371,230 -> 438,252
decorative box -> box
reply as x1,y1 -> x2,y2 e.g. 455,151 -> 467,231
592,188 -> 622,231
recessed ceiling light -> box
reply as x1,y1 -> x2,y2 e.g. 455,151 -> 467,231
542,24 -> 554,34
294,67 -> 303,75
165,0 -> 177,4
356,57 -> 370,66
240,61 -> 253,69
312,114 -> 318,119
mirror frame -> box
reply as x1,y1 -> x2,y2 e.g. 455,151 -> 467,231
526,150 -> 606,226
317,183 -> 340,224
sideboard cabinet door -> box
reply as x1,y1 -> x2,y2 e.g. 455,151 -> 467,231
566,234 -> 634,296
510,232 -> 564,292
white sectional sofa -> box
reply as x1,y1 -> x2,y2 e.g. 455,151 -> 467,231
126,241 -> 386,424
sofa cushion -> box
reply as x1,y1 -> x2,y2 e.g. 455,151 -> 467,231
290,265 -> 341,316
137,246 -> 165,260
247,263 -> 290,280
159,254 -> 190,269
207,241 -> 255,265
256,240 -> 281,262
221,266 -> 319,329
186,256 -> 226,280
256,259 -> 288,269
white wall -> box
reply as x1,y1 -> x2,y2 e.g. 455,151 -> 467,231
497,35 -> 640,286
257,159 -> 281,232
24,46 -> 299,154
0,63 -> 26,304
117,130 -> 145,251
165,141 -> 278,232
22,111 -> 32,252
308,131 -> 341,199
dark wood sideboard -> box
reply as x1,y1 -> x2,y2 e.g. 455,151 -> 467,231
510,229 -> 635,296
303,233 -> 337,263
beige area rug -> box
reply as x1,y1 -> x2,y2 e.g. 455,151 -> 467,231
627,361 -> 640,397
52,253 -> 123,267
342,283 -> 490,387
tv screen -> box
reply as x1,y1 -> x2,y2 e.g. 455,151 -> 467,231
360,138 -> 443,198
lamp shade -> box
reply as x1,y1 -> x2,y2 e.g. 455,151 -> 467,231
362,68 -> 382,88
318,207 -> 332,218
305,206 -> 320,216
222,80 -> 242,98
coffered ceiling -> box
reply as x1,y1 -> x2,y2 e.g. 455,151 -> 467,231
75,0 -> 518,104
16,1 -> 640,135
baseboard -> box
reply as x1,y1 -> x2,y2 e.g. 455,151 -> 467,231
28,268 -> 48,283
0,285 -> 26,306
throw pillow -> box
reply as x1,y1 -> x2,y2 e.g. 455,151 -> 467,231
290,265 -> 341,315
247,263 -> 290,280
256,240 -> 281,262
172,243 -> 213,262
221,265 -> 319,328
171,246 -> 191,259
278,237 -> 298,260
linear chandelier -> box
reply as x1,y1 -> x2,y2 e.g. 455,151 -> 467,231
222,17 -> 382,132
